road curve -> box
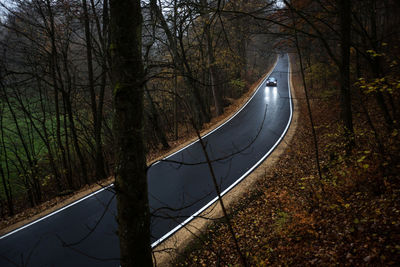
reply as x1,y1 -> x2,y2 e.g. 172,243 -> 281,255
0,55 -> 292,266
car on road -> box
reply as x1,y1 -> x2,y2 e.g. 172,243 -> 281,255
266,77 -> 277,86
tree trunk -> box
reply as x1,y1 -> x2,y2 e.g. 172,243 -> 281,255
198,0 -> 223,116
110,0 -> 153,266
173,69 -> 179,140
369,0 -> 393,127
64,92 -> 89,185
206,23 -> 223,115
150,0 -> 210,127
0,105 -> 13,215
339,0 -> 354,144
63,97 -> 74,188
46,0 -> 72,189
145,86 -> 170,149
82,0 -> 107,181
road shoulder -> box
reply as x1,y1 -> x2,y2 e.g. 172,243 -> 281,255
153,55 -> 299,266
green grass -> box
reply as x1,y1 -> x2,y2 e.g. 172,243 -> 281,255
0,95 -> 64,199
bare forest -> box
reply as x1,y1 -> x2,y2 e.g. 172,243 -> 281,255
0,0 -> 399,266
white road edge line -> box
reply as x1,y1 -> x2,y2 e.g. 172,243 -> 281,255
151,57 -> 280,166
0,184 -> 114,240
0,55 -> 285,245
151,55 -> 293,248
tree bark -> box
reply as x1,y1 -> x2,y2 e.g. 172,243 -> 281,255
338,0 -> 354,143
145,85 -> 170,149
110,0 -> 153,266
369,0 -> 393,127
0,102 -> 14,215
64,92 -> 89,185
45,0 -> 72,189
200,0 -> 223,116
82,0 -> 107,181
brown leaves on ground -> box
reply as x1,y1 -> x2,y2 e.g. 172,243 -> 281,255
172,77 -> 400,266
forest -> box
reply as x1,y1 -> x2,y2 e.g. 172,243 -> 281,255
0,0 -> 275,215
0,0 -> 399,266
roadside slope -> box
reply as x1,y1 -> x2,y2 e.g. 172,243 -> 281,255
173,54 -> 400,266
153,55 -> 298,265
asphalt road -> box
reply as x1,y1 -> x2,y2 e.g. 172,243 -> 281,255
0,55 -> 292,266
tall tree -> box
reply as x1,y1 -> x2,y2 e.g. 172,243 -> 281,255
110,0 -> 153,266
338,0 -> 354,142
150,0 -> 211,127
283,0 -> 355,142
199,0 -> 224,116
82,0 -> 107,181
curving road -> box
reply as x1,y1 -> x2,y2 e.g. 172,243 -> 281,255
0,55 -> 292,266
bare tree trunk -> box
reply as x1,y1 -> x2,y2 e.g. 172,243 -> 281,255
369,0 -> 393,127
89,0 -> 110,180
289,8 -> 325,203
173,69 -> 179,140
110,0 -> 153,265
64,92 -> 89,185
193,124 -> 247,267
0,157 -> 13,215
145,85 -> 170,149
45,0 -> 72,189
63,97 -> 74,188
0,103 -> 13,215
339,0 -> 354,145
16,76 -> 63,192
150,0 -> 210,127
208,38 -> 223,115
200,0 -> 223,116
172,0 -> 179,140
82,0 -> 107,181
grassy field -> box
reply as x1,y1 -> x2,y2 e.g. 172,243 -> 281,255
0,94 -> 65,200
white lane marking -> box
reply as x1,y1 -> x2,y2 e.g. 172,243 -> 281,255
0,184 -> 114,240
151,57 -> 279,166
0,56 -> 281,243
151,55 -> 293,248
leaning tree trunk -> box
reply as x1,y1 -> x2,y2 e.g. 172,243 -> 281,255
110,0 -> 153,266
